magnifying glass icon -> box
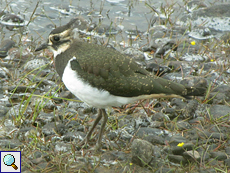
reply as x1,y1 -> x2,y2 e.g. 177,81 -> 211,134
3,154 -> 18,170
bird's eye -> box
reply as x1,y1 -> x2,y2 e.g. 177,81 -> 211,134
52,35 -> 60,42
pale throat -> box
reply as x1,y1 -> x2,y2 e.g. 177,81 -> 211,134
51,43 -> 70,58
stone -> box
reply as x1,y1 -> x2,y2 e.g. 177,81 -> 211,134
131,139 -> 154,167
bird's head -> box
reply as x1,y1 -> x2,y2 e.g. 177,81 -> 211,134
35,18 -> 79,57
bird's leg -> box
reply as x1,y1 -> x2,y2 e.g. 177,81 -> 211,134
95,109 -> 108,151
78,109 -> 103,148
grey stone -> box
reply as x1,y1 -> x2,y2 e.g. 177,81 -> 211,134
168,154 -> 187,165
131,139 -> 154,167
176,121 -> 192,130
210,151 -> 227,161
224,158 -> 230,167
136,127 -> 164,138
143,134 -> 165,145
209,105 -> 230,120
23,57 -> 50,71
0,39 -> 15,57
169,135 -> 187,146
151,112 -> 169,121
183,150 -> 200,162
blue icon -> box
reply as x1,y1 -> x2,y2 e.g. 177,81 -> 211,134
3,154 -> 18,170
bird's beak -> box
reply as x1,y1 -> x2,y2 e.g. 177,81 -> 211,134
35,42 -> 49,52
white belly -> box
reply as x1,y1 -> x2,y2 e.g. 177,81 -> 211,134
62,57 -> 137,108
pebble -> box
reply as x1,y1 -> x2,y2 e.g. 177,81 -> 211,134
131,139 -> 154,166
23,57 -> 50,72
168,154 -> 187,165
209,105 -> 230,120
183,150 -> 200,162
143,134 -> 165,145
169,136 -> 187,146
224,158 -> 230,167
136,127 -> 164,137
0,39 -> 15,57
210,151 -> 227,161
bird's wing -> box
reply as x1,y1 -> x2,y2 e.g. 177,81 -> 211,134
68,41 -> 202,97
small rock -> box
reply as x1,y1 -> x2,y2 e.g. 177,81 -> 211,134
135,115 -> 150,128
209,92 -> 230,104
209,105 -> 230,120
172,143 -> 194,155
120,130 -> 133,142
131,139 -> 154,166
23,57 -> 50,72
101,151 -> 128,162
125,29 -> 141,39
107,131 -> 117,140
225,147 -> 230,155
162,108 -> 177,119
149,38 -> 177,57
63,132 -> 78,142
122,47 -> 145,62
136,127 -> 164,138
66,120 -> 81,128
33,151 -> 43,159
183,150 -> 200,162
183,100 -> 198,119
31,97 -> 56,113
181,77 -> 208,88
0,67 -> 9,78
55,123 -> 68,136
168,154 -> 187,165
210,151 -> 227,161
188,116 -> 205,124
149,121 -> 164,128
169,135 -> 187,146
59,90 -> 75,99
7,85 -> 31,93
54,142 -> 72,152
224,158 -> 230,167
176,121 -> 192,130
155,167 -> 175,173
0,105 -> 9,117
71,16 -> 95,32
0,39 -> 15,57
186,1 -> 207,12
2,13 -> 24,23
199,168 -> 216,173
0,139 -> 22,149
151,112 -> 169,121
170,98 -> 187,109
171,146 -> 184,155
117,114 -> 135,129
213,84 -> 230,94
206,144 -> 218,151
209,132 -> 227,140
145,62 -> 171,76
188,27 -> 213,40
42,122 -> 56,137
31,157 -> 44,165
143,134 -> 165,145
7,104 -> 32,118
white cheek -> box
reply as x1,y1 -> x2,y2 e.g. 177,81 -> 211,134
49,44 -> 70,58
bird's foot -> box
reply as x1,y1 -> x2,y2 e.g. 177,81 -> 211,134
76,137 -> 89,149
77,138 -> 103,152
94,142 -> 102,152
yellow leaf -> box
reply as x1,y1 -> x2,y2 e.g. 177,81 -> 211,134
177,142 -> 184,147
191,41 -> 196,45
